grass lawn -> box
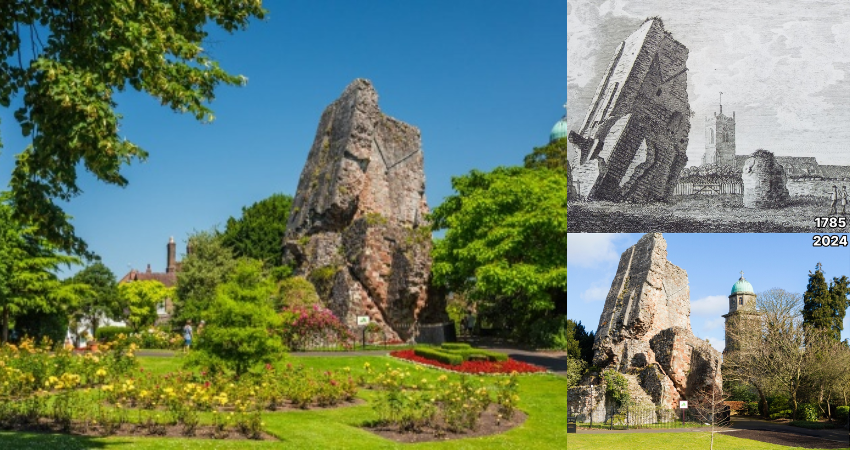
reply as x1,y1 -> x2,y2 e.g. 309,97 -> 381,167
565,432 -> 825,450
0,354 -> 569,449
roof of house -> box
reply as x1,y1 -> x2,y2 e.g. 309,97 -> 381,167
118,264 -> 177,288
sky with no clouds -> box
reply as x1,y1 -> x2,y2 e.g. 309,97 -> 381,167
566,233 -> 850,353
0,1 -> 567,279
567,0 -> 850,166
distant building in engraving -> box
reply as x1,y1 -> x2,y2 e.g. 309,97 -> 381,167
703,100 -> 736,167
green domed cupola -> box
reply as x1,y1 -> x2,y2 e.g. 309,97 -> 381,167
550,102 -> 568,143
730,273 -> 754,295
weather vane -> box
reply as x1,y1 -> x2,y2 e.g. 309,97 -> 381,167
740,270 -> 744,278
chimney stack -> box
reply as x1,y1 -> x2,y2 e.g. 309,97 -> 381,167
166,236 -> 177,273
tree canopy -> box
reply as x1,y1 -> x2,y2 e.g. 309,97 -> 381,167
0,196 -> 84,342
68,262 -> 119,336
1,1 -> 266,256
117,279 -> 172,332
523,137 -> 569,171
803,263 -> 850,342
219,193 -> 293,267
431,166 -> 569,341
173,229 -> 236,325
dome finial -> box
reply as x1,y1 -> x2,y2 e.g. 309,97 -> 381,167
563,101 -> 567,116
740,270 -> 744,279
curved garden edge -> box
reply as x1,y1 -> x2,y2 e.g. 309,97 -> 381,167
389,350 -> 549,376
362,404 -> 529,443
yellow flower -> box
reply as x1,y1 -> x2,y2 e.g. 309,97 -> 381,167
102,384 -> 114,392
363,362 -> 370,368
438,375 -> 448,382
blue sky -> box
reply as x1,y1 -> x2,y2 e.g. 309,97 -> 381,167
0,1 -> 567,279
567,233 -> 850,353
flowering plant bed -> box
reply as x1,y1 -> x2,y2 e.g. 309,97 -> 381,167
390,349 -> 546,374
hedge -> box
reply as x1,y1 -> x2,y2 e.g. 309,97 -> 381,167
95,326 -> 134,343
440,343 -> 471,350
450,348 -> 509,362
835,406 -> 849,422
414,347 -> 463,365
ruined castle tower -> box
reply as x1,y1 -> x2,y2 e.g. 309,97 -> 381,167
282,79 -> 435,342
590,233 -> 722,408
569,18 -> 690,202
702,101 -> 736,166
722,273 -> 760,354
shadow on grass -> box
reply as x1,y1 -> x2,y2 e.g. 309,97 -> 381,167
0,431 -> 135,450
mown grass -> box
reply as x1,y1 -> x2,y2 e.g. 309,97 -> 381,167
565,432 -> 827,450
0,354 -> 570,449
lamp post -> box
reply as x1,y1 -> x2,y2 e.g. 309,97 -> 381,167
590,384 -> 594,429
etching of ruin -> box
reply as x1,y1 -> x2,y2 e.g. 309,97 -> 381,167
568,233 -> 722,419
741,150 -> 790,208
569,18 -> 690,203
283,79 -> 438,342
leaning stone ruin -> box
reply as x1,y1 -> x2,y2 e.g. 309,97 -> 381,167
283,79 -> 437,342
568,233 -> 722,422
569,18 -> 690,202
741,149 -> 790,208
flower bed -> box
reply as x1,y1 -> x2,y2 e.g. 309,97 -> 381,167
390,349 -> 545,374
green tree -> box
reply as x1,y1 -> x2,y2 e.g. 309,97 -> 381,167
523,137 -> 569,171
68,262 -> 119,337
173,230 -> 236,325
1,2 -> 266,256
220,193 -> 293,267
189,258 -> 284,375
803,263 -> 849,342
0,198 -> 84,342
117,280 -> 172,332
431,167 -> 569,342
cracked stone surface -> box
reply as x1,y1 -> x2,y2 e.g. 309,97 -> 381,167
282,79 -> 438,341
584,233 -> 722,411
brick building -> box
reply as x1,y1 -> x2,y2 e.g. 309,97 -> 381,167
118,237 -> 185,325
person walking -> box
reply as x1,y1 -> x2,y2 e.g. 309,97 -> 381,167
841,186 -> 848,215
829,185 -> 838,215
182,320 -> 194,353
464,311 -> 476,337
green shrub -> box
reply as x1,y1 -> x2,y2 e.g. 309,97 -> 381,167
602,369 -> 630,407
13,310 -> 69,347
836,406 -> 849,422
273,276 -> 320,310
440,343 -> 471,350
524,315 -> 570,350
95,326 -> 134,343
746,401 -> 760,416
187,259 -> 285,375
799,403 -> 819,422
414,346 -> 463,365
769,410 -> 792,420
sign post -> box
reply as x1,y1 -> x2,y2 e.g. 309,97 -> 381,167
680,400 -> 688,427
356,316 -> 369,349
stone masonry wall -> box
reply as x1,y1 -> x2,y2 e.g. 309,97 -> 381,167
283,79 -> 437,341
570,18 -> 690,202
580,233 -> 722,412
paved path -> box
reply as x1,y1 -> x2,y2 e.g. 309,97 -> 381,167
728,416 -> 849,443
576,427 -> 734,434
570,417 -> 850,443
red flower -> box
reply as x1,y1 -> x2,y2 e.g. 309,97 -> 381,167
389,350 -> 546,374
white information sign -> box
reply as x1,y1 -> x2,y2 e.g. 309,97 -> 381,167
356,316 -> 370,326
679,401 -> 688,409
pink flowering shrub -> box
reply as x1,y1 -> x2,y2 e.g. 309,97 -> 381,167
279,305 -> 355,351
